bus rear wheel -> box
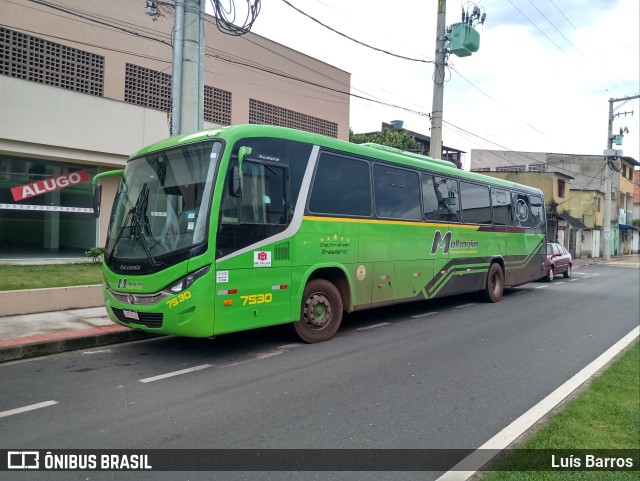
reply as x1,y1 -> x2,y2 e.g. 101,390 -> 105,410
481,263 -> 504,303
294,279 -> 343,343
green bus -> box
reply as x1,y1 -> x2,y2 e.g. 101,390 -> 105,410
94,124 -> 546,343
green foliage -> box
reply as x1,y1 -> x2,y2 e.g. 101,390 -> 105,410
349,127 -> 422,151
85,246 -> 105,263
632,219 -> 640,228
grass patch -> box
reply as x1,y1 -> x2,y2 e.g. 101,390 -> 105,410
480,342 -> 640,480
0,263 -> 103,290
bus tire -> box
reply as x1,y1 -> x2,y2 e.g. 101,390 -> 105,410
294,279 -> 343,343
481,263 -> 504,303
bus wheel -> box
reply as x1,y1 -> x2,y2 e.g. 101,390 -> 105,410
294,279 -> 343,343
481,263 -> 504,303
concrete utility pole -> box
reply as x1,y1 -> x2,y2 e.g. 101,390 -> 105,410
603,94 -> 640,261
429,0 -> 447,159
170,0 -> 206,136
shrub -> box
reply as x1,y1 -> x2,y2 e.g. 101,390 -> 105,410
85,247 -> 105,263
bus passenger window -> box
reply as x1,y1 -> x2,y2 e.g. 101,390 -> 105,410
492,188 -> 513,226
373,164 -> 421,220
460,182 -> 491,224
422,175 -> 460,222
308,153 -> 371,217
529,195 -> 544,231
514,193 -> 532,228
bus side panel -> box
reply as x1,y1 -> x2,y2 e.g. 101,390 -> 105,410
508,233 -> 545,285
213,265 -> 292,335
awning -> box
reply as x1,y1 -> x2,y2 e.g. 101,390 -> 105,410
619,223 -> 639,231
553,213 -> 588,229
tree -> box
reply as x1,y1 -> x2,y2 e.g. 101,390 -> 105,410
349,128 -> 421,151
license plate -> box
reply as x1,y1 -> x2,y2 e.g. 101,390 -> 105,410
122,309 -> 139,321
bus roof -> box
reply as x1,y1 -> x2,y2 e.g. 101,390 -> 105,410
130,124 -> 542,195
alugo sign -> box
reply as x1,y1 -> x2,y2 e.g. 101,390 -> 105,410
11,170 -> 89,201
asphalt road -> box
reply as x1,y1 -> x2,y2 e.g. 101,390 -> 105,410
0,263 -> 638,481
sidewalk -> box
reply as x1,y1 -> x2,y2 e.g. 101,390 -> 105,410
0,255 -> 638,363
0,307 -> 151,363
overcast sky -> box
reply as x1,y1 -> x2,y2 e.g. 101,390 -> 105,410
212,0 -> 639,168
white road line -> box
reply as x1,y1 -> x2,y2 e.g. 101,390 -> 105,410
514,290 -> 527,295
454,303 -> 476,309
139,364 -> 212,383
435,326 -> 640,481
411,311 -> 439,319
555,281 -> 565,284
569,279 -> 578,282
356,322 -> 391,331
535,285 -> 547,289
0,400 -> 58,419
573,271 -> 589,276
277,343 -> 304,350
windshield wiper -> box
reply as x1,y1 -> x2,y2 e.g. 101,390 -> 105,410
107,184 -> 164,268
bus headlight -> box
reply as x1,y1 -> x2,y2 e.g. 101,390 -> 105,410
166,265 -> 211,293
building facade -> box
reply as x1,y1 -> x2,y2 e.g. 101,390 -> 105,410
0,0 -> 350,260
470,150 -> 639,257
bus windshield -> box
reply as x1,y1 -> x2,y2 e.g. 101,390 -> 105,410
105,141 -> 221,273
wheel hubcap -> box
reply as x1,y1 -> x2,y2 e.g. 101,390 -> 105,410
304,293 -> 332,330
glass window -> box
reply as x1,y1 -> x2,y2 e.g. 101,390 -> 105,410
0,155 -> 98,259
308,153 -> 371,217
373,164 -> 421,220
529,194 -> 544,231
460,182 -> 491,224
514,193 -> 532,228
219,161 -> 288,225
422,175 -> 460,222
492,188 -> 512,226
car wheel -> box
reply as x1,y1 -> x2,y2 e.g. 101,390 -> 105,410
293,279 -> 343,343
563,264 -> 572,278
546,267 -> 554,282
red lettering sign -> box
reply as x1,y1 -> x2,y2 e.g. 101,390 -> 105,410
11,170 -> 89,201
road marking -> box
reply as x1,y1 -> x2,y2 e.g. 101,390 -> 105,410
411,311 -> 439,319
569,279 -> 578,282
555,281 -> 564,284
535,285 -> 547,289
0,400 -> 58,419
82,349 -> 112,355
357,322 -> 391,331
513,290 -> 527,295
139,364 -> 212,383
454,303 -> 476,309
277,343 -> 304,350
435,326 -> 640,481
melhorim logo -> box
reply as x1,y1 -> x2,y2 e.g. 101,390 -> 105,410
430,230 -> 478,254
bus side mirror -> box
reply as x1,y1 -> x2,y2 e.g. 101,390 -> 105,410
93,184 -> 102,218
232,166 -> 243,197
91,169 -> 124,218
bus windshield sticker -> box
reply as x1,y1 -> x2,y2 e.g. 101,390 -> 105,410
217,271 -> 229,283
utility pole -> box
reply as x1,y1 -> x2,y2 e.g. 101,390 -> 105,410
428,2 -> 484,160
170,0 -> 206,136
603,94 -> 639,261
429,0 -> 447,159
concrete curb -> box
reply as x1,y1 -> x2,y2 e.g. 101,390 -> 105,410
0,285 -> 103,316
0,325 -> 154,363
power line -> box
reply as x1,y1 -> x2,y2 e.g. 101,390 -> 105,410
27,0 -> 172,46
279,0 -> 434,64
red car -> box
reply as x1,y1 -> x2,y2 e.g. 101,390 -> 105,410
544,242 -> 572,281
